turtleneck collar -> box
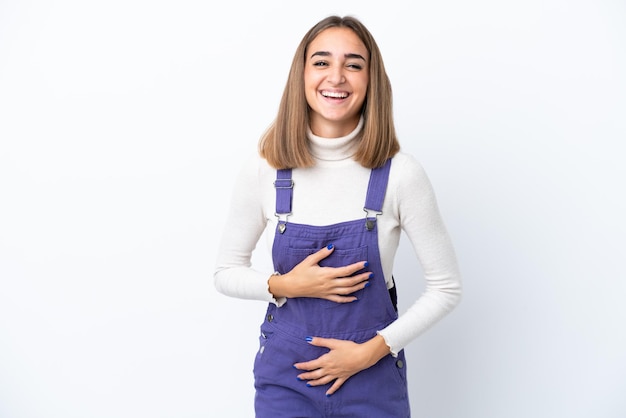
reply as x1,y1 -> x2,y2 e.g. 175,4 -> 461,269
306,116 -> 364,162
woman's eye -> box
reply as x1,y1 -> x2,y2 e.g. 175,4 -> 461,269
347,63 -> 363,70
313,61 -> 328,67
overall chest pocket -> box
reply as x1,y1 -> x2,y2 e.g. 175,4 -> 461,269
278,245 -> 369,309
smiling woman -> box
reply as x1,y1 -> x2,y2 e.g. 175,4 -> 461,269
214,15 -> 462,418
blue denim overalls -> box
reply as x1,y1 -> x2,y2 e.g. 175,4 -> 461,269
254,158 -> 410,417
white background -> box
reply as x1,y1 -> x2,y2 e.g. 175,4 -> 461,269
1,1 -> 625,417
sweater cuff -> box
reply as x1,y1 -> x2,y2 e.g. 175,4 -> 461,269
267,272 -> 287,307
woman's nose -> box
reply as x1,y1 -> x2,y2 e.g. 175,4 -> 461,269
327,67 -> 346,85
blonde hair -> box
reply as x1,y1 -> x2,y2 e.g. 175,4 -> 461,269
259,15 -> 399,169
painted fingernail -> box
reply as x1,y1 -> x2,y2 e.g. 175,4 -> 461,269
369,273 -> 374,279
292,364 -> 298,369
305,336 -> 313,342
327,243 -> 334,250
296,376 -> 303,381
364,282 -> 371,288
364,261 -> 369,267
326,393 -> 332,398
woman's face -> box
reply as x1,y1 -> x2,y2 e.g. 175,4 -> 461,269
304,27 -> 369,138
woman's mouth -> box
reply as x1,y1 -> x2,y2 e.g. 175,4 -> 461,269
321,90 -> 349,99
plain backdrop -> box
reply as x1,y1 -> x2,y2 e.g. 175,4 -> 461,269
1,1 -> 625,417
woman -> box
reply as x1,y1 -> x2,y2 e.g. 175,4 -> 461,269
214,15 -> 461,417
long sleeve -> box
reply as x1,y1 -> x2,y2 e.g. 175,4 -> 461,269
213,154 -> 282,305
376,154 -> 462,354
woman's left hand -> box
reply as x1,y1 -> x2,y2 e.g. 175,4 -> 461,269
293,335 -> 390,396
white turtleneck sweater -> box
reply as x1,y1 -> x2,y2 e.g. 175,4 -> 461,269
214,120 -> 462,355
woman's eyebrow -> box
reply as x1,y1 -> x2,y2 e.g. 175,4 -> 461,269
310,51 -> 366,61
345,53 -> 366,61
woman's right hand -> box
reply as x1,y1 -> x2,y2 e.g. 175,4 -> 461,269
268,244 -> 371,303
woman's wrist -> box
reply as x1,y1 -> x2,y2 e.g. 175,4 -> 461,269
268,271 -> 290,299
361,334 -> 392,367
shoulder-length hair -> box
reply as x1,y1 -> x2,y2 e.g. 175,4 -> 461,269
259,15 -> 399,169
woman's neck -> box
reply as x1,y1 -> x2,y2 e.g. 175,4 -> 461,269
307,116 -> 364,162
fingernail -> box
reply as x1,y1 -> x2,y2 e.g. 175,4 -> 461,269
305,336 -> 313,342
296,376 -> 303,381
306,383 -> 312,387
368,273 -> 374,279
326,393 -> 332,398
292,364 -> 298,369
364,261 -> 369,267
327,243 -> 334,250
364,282 -> 371,288
352,298 -> 359,302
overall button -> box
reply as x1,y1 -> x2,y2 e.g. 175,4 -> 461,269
266,314 -> 274,322
396,359 -> 404,369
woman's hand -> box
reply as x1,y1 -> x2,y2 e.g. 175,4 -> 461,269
293,334 -> 391,396
268,244 -> 371,303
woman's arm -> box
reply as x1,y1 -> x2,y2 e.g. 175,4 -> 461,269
213,156 -> 278,303
378,154 -> 462,355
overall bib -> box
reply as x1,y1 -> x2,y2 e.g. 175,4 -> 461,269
254,158 -> 410,418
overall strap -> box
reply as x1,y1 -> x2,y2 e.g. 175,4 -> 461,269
365,158 -> 398,309
364,158 -> 392,230
274,168 -> 293,233
364,158 -> 392,212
